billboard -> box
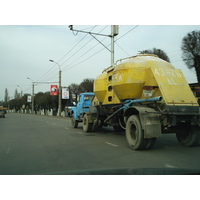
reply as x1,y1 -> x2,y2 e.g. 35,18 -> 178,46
27,96 -> 32,102
62,88 -> 69,99
50,85 -> 58,96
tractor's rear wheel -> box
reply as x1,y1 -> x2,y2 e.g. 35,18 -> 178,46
83,114 -> 93,132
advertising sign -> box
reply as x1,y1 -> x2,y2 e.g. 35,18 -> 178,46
50,85 -> 58,96
27,96 -> 32,102
62,88 -> 69,99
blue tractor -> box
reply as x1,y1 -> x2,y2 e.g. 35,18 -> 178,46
70,92 -> 95,132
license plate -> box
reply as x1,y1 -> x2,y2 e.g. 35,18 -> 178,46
143,90 -> 152,97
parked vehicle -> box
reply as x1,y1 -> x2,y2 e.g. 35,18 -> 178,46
71,54 -> 200,150
0,109 -> 6,118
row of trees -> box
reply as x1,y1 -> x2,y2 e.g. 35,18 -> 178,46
2,30 -> 200,112
2,78 -> 94,113
139,30 -> 200,84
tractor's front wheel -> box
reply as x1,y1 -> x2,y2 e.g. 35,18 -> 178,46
71,114 -> 78,128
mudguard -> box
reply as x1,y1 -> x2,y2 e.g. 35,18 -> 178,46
71,107 -> 78,120
130,106 -> 162,139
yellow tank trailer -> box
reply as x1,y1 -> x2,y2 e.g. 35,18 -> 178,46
76,54 -> 200,150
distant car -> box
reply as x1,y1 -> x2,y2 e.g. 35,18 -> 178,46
0,110 -> 6,118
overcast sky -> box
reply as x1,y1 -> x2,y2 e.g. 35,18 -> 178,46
1,25 -> 199,100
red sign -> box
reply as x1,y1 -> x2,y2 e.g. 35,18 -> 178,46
50,85 -> 58,96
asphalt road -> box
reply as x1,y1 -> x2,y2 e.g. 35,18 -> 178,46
0,113 -> 200,175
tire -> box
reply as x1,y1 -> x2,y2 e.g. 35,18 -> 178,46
83,114 -> 93,132
125,115 -> 145,150
113,125 -> 124,132
143,138 -> 157,150
71,114 -> 78,128
176,125 -> 200,147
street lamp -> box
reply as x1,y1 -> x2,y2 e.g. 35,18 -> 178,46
49,59 -> 62,116
27,77 -> 35,114
17,85 -> 23,97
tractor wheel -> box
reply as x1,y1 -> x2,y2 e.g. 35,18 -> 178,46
83,114 -> 93,132
71,114 -> 78,128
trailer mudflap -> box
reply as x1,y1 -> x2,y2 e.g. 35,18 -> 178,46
133,106 -> 162,138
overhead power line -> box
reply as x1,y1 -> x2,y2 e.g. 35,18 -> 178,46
39,25 -> 140,82
62,25 -> 139,72
62,47 -> 106,72
60,26 -> 108,69
115,25 -> 139,41
115,41 -> 131,56
37,26 -> 98,82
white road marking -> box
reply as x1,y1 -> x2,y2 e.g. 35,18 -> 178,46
165,164 -> 177,168
65,127 -> 69,130
46,121 -> 49,123
105,142 -> 118,147
52,123 -> 56,125
77,132 -> 83,134
6,147 -> 11,153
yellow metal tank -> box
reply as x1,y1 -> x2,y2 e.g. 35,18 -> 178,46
93,54 -> 198,106
112,54 -> 174,101
93,71 -> 107,103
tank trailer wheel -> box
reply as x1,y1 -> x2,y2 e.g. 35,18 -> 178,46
113,125 -> 124,132
143,138 -> 157,150
71,114 -> 78,128
126,115 -> 145,150
83,114 -> 93,132
176,125 -> 200,147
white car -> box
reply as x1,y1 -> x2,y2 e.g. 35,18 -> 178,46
0,110 -> 6,118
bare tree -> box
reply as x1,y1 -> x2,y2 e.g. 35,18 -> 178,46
139,48 -> 170,62
68,83 -> 81,103
79,78 -> 94,93
14,89 -> 20,99
181,30 -> 200,83
4,88 -> 9,102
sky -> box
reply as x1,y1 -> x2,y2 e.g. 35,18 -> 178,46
1,25 -> 199,101
0,0 -> 200,102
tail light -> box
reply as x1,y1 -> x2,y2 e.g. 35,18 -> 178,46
143,86 -> 158,97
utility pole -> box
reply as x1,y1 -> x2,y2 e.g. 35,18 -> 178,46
49,60 -> 62,117
31,82 -> 34,114
69,25 -> 119,66
27,77 -> 35,114
17,85 -> 23,97
111,25 -> 119,66
27,78 -> 58,114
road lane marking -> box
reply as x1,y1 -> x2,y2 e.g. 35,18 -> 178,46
6,147 -> 11,153
105,142 -> 118,147
46,121 -> 49,123
165,164 -> 177,168
77,132 -> 83,134
65,127 -> 69,130
52,123 -> 56,125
